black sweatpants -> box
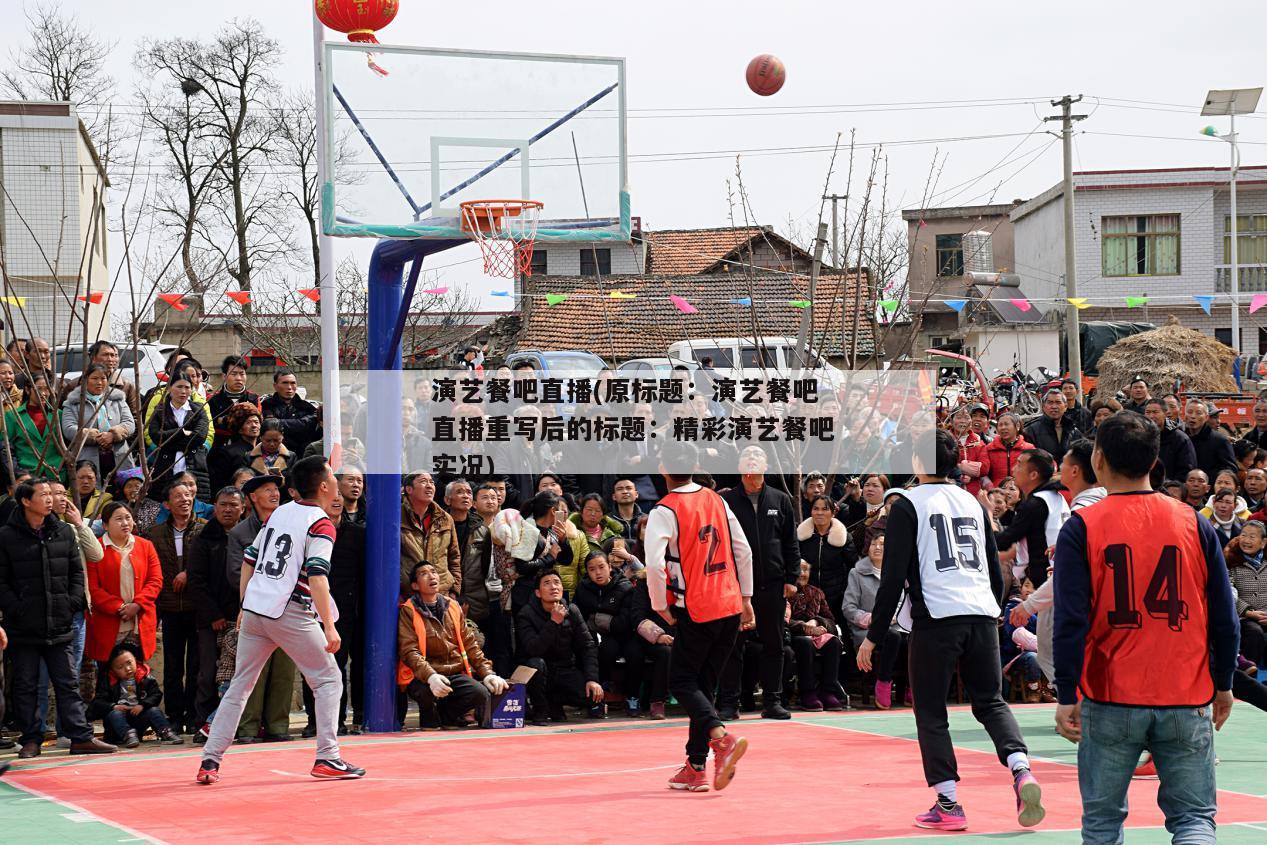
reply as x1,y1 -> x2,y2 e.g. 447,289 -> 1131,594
908,619 -> 1027,786
597,633 -> 645,698
637,640 -> 672,703
194,627 -> 221,726
405,674 -> 492,727
669,609 -> 740,767
159,610 -> 199,731
716,631 -> 762,710
8,641 -> 93,746
523,659 -> 589,717
717,585 -> 784,707
477,603 -> 513,679
789,634 -> 844,697
1240,619 -> 1265,668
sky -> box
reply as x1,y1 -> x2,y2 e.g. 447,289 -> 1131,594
5,0 -> 1267,315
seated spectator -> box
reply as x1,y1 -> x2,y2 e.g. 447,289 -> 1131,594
5,371 -> 63,480
72,461 -> 111,522
1001,579 -> 1050,703
622,566 -> 673,719
570,493 -> 622,554
247,419 -> 293,480
550,494 -> 588,596
787,561 -> 846,711
207,402 -> 261,494
797,494 -> 857,624
1226,519 -> 1267,669
844,533 -> 907,709
515,568 -> 603,724
495,492 -> 559,613
985,488 -> 1010,531
61,363 -> 136,484
397,561 -> 507,730
86,502 -> 164,666
603,535 -> 644,578
145,375 -> 211,501
574,551 -> 636,715
1203,489 -> 1244,546
88,642 -> 183,747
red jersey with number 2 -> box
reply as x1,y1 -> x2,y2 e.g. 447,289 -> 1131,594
660,488 -> 742,623
1078,491 -> 1213,707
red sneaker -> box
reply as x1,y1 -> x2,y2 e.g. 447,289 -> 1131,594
709,732 -> 748,791
668,764 -> 709,791
196,759 -> 220,785
1133,754 -> 1157,779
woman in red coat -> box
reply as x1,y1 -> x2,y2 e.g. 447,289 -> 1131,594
983,412 -> 1033,489
948,407 -> 988,495
86,501 -> 164,663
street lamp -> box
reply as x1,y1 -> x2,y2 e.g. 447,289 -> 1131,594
1201,87 -> 1262,357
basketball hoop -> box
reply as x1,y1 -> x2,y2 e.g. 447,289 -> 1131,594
460,200 -> 544,279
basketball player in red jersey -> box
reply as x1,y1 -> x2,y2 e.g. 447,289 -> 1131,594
1053,412 -> 1240,844
645,442 -> 755,793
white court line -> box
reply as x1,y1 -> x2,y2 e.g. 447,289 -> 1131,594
268,763 -> 680,782
2,776 -> 170,845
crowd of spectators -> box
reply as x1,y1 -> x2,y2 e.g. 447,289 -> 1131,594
3,342 -> 1266,759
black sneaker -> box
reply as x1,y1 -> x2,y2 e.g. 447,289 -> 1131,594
311,758 -> 366,779
587,702 -> 607,720
717,706 -> 739,721
301,724 -> 317,739
761,703 -> 792,720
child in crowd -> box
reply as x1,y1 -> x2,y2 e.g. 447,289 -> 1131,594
603,536 -> 644,577
89,642 -> 183,748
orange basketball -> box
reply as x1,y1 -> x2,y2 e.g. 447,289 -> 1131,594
746,54 -> 785,96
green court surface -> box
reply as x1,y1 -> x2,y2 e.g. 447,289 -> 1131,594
1,704 -> 1264,844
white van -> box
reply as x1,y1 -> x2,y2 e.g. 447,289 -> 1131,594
666,336 -> 843,386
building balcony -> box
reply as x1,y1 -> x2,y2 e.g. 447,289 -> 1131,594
1215,264 -> 1267,293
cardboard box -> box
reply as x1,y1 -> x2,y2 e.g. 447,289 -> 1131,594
486,664 -> 536,729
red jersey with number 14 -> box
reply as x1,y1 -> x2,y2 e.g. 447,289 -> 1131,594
1078,492 -> 1213,707
659,488 -> 742,623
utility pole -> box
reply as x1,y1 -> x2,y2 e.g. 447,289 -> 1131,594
794,222 -> 830,377
1046,95 -> 1088,399
823,193 -> 847,269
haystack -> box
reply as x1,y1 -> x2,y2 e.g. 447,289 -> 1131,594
1096,316 -> 1238,396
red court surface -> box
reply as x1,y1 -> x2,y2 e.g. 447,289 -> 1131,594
7,716 -> 1267,845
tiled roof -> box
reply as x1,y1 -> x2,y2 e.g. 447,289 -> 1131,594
643,227 -> 774,275
514,272 -> 874,361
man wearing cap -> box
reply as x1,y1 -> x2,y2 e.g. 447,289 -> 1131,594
1184,399 -> 1237,482
969,404 -> 995,446
1121,377 -> 1151,415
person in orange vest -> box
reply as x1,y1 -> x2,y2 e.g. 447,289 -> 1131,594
398,561 -> 508,730
645,442 -> 754,794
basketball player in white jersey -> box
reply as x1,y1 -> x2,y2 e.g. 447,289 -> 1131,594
196,457 -> 363,784
858,429 -> 1043,831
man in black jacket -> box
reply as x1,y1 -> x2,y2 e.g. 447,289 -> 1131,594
1184,399 -> 1237,481
1144,400 -> 1197,483
1241,399 -> 1267,450
186,486 -> 244,729
0,479 -> 116,758
207,356 -> 260,445
515,568 -> 603,723
260,368 -> 321,456
1060,380 -> 1093,433
1023,390 -> 1080,464
1120,376 -> 1151,415
995,450 -> 1066,588
719,447 -> 800,720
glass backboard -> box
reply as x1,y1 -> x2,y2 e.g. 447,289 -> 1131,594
322,43 -> 629,243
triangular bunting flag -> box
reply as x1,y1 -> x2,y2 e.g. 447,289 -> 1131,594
789,300 -> 812,309
422,287 -> 448,295
729,297 -> 752,307
1251,294 -> 1267,314
157,293 -> 186,311
1009,297 -> 1031,313
610,291 -> 636,300
1067,297 -> 1090,310
944,298 -> 967,312
879,300 -> 899,313
77,292 -> 104,304
1193,295 -> 1213,315
0,296 -> 26,308
490,290 -> 512,297
546,293 -> 568,306
224,291 -> 251,306
1125,296 -> 1148,307
298,288 -> 320,303
670,295 -> 698,314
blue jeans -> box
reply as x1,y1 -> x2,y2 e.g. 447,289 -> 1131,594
36,612 -> 86,735
1078,700 -> 1217,845
103,707 -> 172,743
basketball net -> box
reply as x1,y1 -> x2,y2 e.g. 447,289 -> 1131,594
460,200 -> 544,279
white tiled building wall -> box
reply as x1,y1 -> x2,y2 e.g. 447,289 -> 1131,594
532,239 -> 644,276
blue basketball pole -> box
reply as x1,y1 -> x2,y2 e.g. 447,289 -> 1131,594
363,237 -> 463,732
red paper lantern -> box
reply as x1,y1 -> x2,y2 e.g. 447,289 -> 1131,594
315,0 -> 399,44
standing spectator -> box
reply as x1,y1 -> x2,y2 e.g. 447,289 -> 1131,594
146,375 -> 211,501
207,403 -> 261,494
447,478 -> 489,611
1181,468 -> 1211,511
787,560 -> 847,711
142,360 -> 214,452
1185,399 -> 1237,482
72,461 -> 111,522
1226,520 -> 1267,669
948,408 -> 987,495
516,569 -> 603,723
720,447 -> 800,720
260,369 -> 321,456
1144,399 -> 1197,483
0,478 -> 116,757
0,357 -> 21,480
983,413 -> 1033,489
1241,398 -> 1267,450
226,474 -> 295,743
1023,390 -> 1080,464
1205,490 -> 1244,546
471,482 -> 511,675
969,403 -> 995,446
1053,412 -> 1238,844
338,464 -> 366,526
399,471 -> 461,596
609,477 -> 644,541
838,474 -> 891,552
797,495 -> 857,624
995,450 -> 1068,588
185,487 -> 244,729
1061,380 -> 1093,432
1086,398 -> 1122,438
324,496 -> 366,734
58,341 -> 141,415
26,337 -> 53,381
844,533 -> 907,708
1120,376 -> 1151,415
61,364 -> 136,485
207,357 -> 259,444
6,371 -> 64,480
147,481 -> 205,733
1244,467 -> 1267,514
86,501 -> 164,666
